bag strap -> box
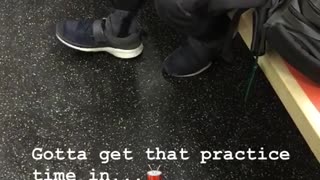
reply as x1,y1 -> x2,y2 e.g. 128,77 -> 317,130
221,2 -> 272,63
221,9 -> 247,63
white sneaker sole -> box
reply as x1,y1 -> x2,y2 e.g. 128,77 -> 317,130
168,61 -> 213,78
56,34 -> 144,59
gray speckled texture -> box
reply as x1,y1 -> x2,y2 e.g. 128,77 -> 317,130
0,0 -> 319,180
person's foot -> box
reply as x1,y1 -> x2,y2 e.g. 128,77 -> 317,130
162,38 -> 216,77
56,10 -> 143,59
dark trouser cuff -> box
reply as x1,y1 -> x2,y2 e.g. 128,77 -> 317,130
111,0 -> 145,11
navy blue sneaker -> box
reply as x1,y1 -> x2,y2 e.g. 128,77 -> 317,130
163,38 -> 215,77
56,10 -> 143,59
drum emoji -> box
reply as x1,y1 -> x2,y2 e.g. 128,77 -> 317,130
147,170 -> 162,180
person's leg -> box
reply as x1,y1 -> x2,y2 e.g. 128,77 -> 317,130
111,0 -> 145,11
155,0 -> 230,77
107,0 -> 146,38
55,0 -> 145,59
155,0 -> 228,42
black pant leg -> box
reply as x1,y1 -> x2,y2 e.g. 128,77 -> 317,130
108,0 -> 146,37
155,0 -> 229,42
111,0 -> 146,11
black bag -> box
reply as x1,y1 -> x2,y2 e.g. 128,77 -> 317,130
264,0 -> 320,83
210,0 -> 320,83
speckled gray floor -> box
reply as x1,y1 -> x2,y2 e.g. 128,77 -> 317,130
0,0 -> 320,180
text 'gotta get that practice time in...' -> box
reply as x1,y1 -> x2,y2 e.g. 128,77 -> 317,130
31,147 -> 290,180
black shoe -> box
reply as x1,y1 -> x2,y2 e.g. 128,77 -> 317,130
162,38 -> 215,77
56,10 -> 143,59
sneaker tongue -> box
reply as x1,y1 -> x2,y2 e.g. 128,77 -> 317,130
103,16 -> 117,37
105,10 -> 138,37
